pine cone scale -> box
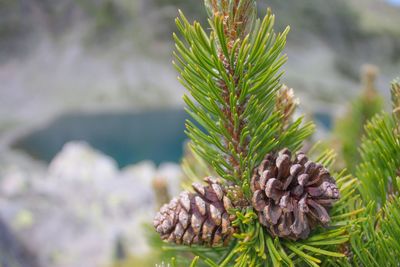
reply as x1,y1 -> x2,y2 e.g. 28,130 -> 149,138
265,178 -> 284,202
308,199 -> 330,223
202,219 -> 214,242
290,164 -> 302,177
174,223 -> 185,242
179,208 -> 190,229
265,203 -> 282,224
179,192 -> 191,212
195,196 -> 207,216
252,190 -> 267,211
221,212 -> 231,234
183,227 -> 195,245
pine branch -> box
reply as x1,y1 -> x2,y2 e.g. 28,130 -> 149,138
356,113 -> 400,205
345,195 -> 400,266
153,2 -> 355,266
174,1 -> 313,192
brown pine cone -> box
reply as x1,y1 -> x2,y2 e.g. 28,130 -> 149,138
251,148 -> 340,240
154,177 -> 236,246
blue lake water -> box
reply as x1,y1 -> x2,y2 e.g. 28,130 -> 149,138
313,112 -> 332,130
13,109 -> 332,168
13,110 -> 189,167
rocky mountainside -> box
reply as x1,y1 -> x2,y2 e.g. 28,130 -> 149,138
0,142 -> 182,267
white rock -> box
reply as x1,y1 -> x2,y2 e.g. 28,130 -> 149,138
0,166 -> 28,196
48,141 -> 118,182
0,141 -> 182,267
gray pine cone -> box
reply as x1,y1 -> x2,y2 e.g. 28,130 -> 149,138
154,177 -> 236,246
251,148 -> 340,240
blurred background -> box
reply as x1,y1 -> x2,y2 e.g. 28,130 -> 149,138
0,0 -> 399,266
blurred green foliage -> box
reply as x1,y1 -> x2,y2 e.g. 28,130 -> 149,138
334,93 -> 383,173
332,65 -> 384,173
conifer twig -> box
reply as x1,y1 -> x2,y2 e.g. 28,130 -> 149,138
207,0 -> 255,180
275,84 -> 299,132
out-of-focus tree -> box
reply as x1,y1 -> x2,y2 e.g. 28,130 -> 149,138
333,64 -> 383,173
